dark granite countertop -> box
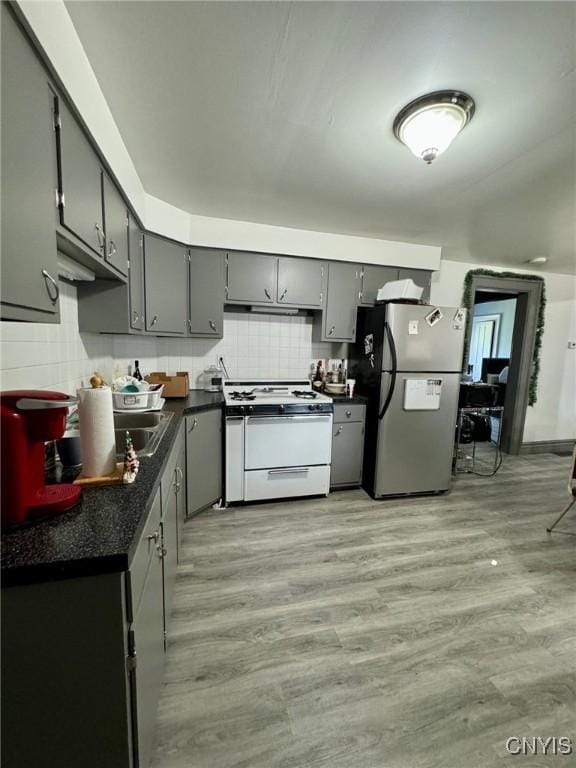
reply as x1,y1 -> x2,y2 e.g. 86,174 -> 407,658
330,394 -> 369,405
1,392 -> 223,588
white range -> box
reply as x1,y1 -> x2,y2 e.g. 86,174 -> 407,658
223,380 -> 333,503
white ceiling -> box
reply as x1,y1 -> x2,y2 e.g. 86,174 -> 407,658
65,1 -> 576,274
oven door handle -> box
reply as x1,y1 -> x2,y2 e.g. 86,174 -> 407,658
246,415 -> 331,423
267,468 -> 310,475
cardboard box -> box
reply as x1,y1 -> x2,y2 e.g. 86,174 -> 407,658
145,372 -> 189,398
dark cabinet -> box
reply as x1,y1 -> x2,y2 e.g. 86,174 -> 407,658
130,490 -> 165,768
360,265 -> 399,305
226,252 -> 277,304
330,402 -> 366,488
188,248 -> 225,337
277,257 -> 326,307
1,5 -> 59,322
398,268 -> 432,303
128,213 -> 145,331
102,174 -> 129,277
320,262 -> 361,342
56,98 -> 104,258
186,410 -> 223,516
144,234 -> 188,334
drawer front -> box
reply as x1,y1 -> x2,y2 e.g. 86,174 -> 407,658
129,489 -> 162,616
244,465 -> 330,502
333,403 -> 366,423
331,421 -> 364,487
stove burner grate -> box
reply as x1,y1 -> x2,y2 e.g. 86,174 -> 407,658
292,390 -> 317,399
229,391 -> 256,401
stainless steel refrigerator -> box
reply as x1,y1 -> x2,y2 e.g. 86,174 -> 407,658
351,302 -> 466,497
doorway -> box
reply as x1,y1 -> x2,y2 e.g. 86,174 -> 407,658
465,275 -> 542,455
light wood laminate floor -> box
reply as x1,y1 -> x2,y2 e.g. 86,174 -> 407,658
152,452 -> 575,768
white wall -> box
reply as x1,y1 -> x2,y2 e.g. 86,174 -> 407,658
431,260 -> 576,444
473,298 -> 517,358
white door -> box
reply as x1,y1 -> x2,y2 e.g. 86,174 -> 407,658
468,315 -> 500,380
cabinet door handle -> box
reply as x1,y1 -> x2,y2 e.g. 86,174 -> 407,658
95,223 -> 105,250
150,314 -> 158,327
279,288 -> 287,301
132,310 -> 139,323
336,425 -> 343,435
108,239 -> 117,258
264,288 -> 272,300
157,545 -> 167,559
346,410 -> 352,417
328,325 -> 335,336
147,530 -> 160,543
209,319 -> 217,332
187,319 -> 192,332
41,269 -> 59,305
188,417 -> 198,432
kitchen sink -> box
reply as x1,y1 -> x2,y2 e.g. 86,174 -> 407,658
113,411 -> 173,458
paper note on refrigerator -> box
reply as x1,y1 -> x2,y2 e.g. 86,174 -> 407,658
403,378 -> 443,410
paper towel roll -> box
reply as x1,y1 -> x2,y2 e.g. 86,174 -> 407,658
77,386 -> 116,477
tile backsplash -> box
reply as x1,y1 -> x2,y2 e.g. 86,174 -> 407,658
0,281 -> 113,395
114,312 -> 347,387
0,282 -> 347,394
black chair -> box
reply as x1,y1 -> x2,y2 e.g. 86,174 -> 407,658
547,444 -> 576,533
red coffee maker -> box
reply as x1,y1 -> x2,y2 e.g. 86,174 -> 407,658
1,390 -> 81,528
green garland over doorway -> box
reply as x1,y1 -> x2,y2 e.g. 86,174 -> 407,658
461,269 -> 546,406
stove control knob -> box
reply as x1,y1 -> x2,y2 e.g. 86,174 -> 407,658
279,404 -> 285,413
248,405 -> 254,413
308,404 -> 314,411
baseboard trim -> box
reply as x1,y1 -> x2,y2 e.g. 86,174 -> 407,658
521,439 -> 575,455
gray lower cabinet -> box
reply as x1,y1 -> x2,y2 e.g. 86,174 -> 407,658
130,489 -> 165,768
186,409 -> 223,516
144,233 -> 188,334
277,257 -> 326,307
103,173 -> 129,277
330,402 -> 366,488
1,5 -> 60,322
398,268 -> 432,303
2,462 -> 184,768
188,248 -> 225,337
226,251 -> 277,304
360,265 -> 399,305
56,97 -> 105,258
319,262 -> 361,342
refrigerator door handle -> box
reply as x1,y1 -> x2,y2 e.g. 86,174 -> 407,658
379,322 -> 397,420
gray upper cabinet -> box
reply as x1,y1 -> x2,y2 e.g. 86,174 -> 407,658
186,410 -> 222,516
128,213 -> 145,331
321,262 -> 361,342
102,174 -> 128,277
277,257 -> 326,307
398,268 -> 432,303
226,252 -> 277,304
360,265 -> 399,305
1,6 -> 59,321
144,234 -> 188,334
188,248 -> 225,337
56,98 -> 105,258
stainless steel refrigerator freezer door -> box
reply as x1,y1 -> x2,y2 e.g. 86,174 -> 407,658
373,372 -> 460,496
383,304 -> 466,372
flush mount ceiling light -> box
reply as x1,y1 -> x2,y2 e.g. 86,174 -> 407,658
393,90 -> 475,164
527,256 -> 548,265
